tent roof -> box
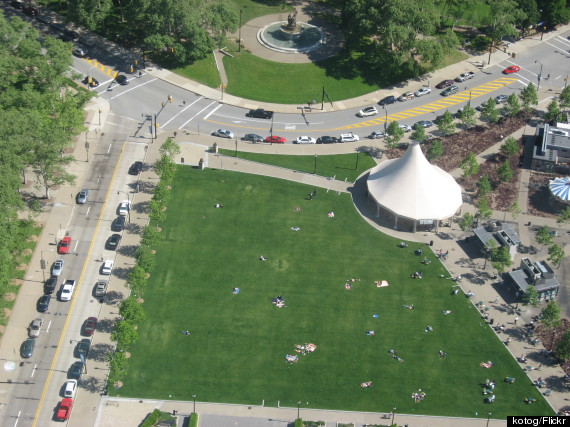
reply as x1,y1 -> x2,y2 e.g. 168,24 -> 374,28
367,141 -> 462,220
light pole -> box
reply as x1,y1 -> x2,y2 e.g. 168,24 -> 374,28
355,150 -> 360,170
297,401 -> 301,420
486,411 -> 492,427
238,9 -> 243,52
117,190 -> 132,223
313,154 -> 317,174
40,249 -> 54,281
192,394 -> 196,414
535,60 -> 544,89
384,106 -> 388,132
391,406 -> 396,425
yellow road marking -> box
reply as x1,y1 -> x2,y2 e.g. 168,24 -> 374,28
82,57 -> 119,78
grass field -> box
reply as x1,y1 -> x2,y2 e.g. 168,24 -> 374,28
217,150 -> 377,182
116,168 -> 552,418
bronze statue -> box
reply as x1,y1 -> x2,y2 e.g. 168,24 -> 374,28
287,10 -> 297,29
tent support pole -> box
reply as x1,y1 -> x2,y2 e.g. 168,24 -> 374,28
376,204 -> 380,218
413,220 -> 417,233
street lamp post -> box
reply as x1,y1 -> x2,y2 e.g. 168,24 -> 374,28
384,107 -> 388,132
297,401 -> 301,420
535,60 -> 544,89
486,411 -> 492,427
40,249 -> 54,281
117,190 -> 132,223
313,154 -> 317,174
238,9 -> 243,52
192,394 -> 196,414
391,406 -> 396,425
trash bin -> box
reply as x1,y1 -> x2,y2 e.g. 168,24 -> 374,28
212,143 -> 218,153
429,240 -> 433,246
512,52 -> 516,58
198,158 -> 205,170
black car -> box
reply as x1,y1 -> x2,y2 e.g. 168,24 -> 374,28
60,30 -> 79,42
129,161 -> 143,175
37,295 -> 51,312
115,74 -> 129,85
44,277 -> 57,294
23,6 -> 38,16
112,216 -> 126,232
242,134 -> 264,143
107,234 -> 122,250
68,362 -> 84,379
11,1 -> 24,10
21,338 -> 35,358
378,96 -> 397,106
316,136 -> 338,144
75,339 -> 91,358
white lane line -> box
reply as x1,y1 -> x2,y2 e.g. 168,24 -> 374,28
14,410 -> 21,427
160,97 -> 203,128
31,364 -> 37,378
65,205 -> 76,230
555,36 -> 570,46
73,240 -> 79,252
108,78 -> 158,99
545,41 -> 564,50
107,144 -> 112,154
204,104 -> 223,120
97,175 -> 102,184
85,206 -> 91,218
46,320 -> 52,333
180,101 -> 218,128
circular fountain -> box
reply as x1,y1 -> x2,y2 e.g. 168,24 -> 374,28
258,21 -> 324,54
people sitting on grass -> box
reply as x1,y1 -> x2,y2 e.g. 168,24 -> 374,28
215,203 -> 224,208
286,354 -> 298,364
411,271 -> 423,279
375,280 -> 389,287
442,310 -> 451,315
399,242 -> 408,248
180,330 -> 191,336
403,304 -> 414,309
345,283 -> 352,290
366,330 -> 375,336
485,394 -> 496,404
424,326 -> 433,332
272,296 -> 286,308
361,381 -> 373,388
328,211 -> 335,217
480,361 -> 495,368
291,227 -> 301,231
421,257 -> 431,264
505,377 -> 516,383
525,396 -> 536,404
259,255 -> 267,261
415,248 -> 423,255
233,287 -> 240,295
439,350 -> 446,358
411,390 -> 426,403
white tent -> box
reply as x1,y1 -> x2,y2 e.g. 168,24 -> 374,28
367,141 -> 462,231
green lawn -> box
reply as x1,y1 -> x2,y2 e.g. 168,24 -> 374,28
116,168 -> 552,418
218,150 -> 377,182
174,55 -> 221,89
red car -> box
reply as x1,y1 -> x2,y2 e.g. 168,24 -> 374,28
265,135 -> 286,144
57,236 -> 72,254
435,79 -> 454,89
503,65 -> 521,74
82,317 -> 98,337
56,398 -> 73,421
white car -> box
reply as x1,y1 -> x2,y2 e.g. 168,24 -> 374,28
399,124 -> 412,132
101,260 -> 114,275
63,380 -> 78,398
398,92 -> 415,102
295,136 -> 316,144
212,129 -> 234,139
339,133 -> 359,142
60,280 -> 76,302
51,259 -> 64,277
414,87 -> 432,97
29,318 -> 43,338
455,72 -> 475,82
118,200 -> 130,216
357,106 -> 378,117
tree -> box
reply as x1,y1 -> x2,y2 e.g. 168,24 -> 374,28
436,110 -> 455,136
515,0 -> 540,37
477,195 -> 493,222
537,0 -> 570,27
459,103 -> 477,129
500,136 -> 520,157
522,286 -> 539,307
541,301 -> 562,327
160,137 -> 181,160
460,152 -> 480,177
119,297 -> 147,325
459,212 -> 475,231
126,265 -> 148,295
491,245 -> 512,275
141,226 -> 161,247
149,199 -> 167,223
426,139 -> 444,160
485,0 -> 524,64
544,99 -> 563,123
557,329 -> 570,361
557,206 -> 570,227
548,243 -> 565,268
560,85 -> 570,111
136,245 -> 156,273
385,121 -> 405,148
480,98 -> 501,123
519,82 -> 538,113
111,320 -> 139,349
508,201 -> 522,220
478,174 -> 492,197
497,159 -> 514,182
504,93 -> 522,117
107,351 -> 128,385
536,225 -> 554,249
411,123 -> 428,143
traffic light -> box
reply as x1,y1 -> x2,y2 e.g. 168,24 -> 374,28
40,259 -> 46,270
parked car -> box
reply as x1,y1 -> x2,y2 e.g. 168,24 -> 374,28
435,79 -> 454,89
368,131 -> 385,139
357,106 -> 378,117
295,136 -> 316,144
37,295 -> 51,312
112,216 -> 126,232
455,71 -> 475,82
246,109 -> 273,119
60,280 -> 76,302
265,135 -> 286,144
56,398 -> 73,421
76,189 -> 89,204
399,124 -> 413,132
11,1 -> 24,10
129,161 -> 143,175
503,65 -> 521,74
23,6 -> 38,16
378,96 -> 397,106
495,94 -> 508,104
75,339 -> 91,359
211,129 -> 234,139
118,200 -> 130,216
82,317 -> 98,337
72,47 -> 86,58
316,136 -> 338,144
68,362 -> 84,379
82,76 -> 99,88
29,318 -> 43,338
242,134 -> 264,143
101,260 -> 114,275
107,234 -> 121,250
441,86 -> 459,96
63,380 -> 78,398
60,29 -> 79,42
57,236 -> 72,254
414,87 -> 432,97
115,74 -> 129,85
414,120 -> 434,129
44,277 -> 57,294
51,259 -> 64,277
21,338 -> 35,358
398,92 -> 415,102
94,281 -> 107,298
339,133 -> 359,142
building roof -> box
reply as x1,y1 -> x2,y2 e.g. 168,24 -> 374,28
366,141 -> 462,220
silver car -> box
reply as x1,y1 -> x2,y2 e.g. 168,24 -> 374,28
414,87 -> 431,97
212,129 -> 234,139
29,318 -> 43,338
51,259 -> 64,276
94,281 -> 107,298
76,189 -> 89,204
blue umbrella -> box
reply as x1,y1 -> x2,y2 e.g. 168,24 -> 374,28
549,177 -> 570,202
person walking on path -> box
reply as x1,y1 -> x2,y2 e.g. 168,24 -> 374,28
514,316 -> 519,325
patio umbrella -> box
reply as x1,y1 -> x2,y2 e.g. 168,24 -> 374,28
549,176 -> 570,203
